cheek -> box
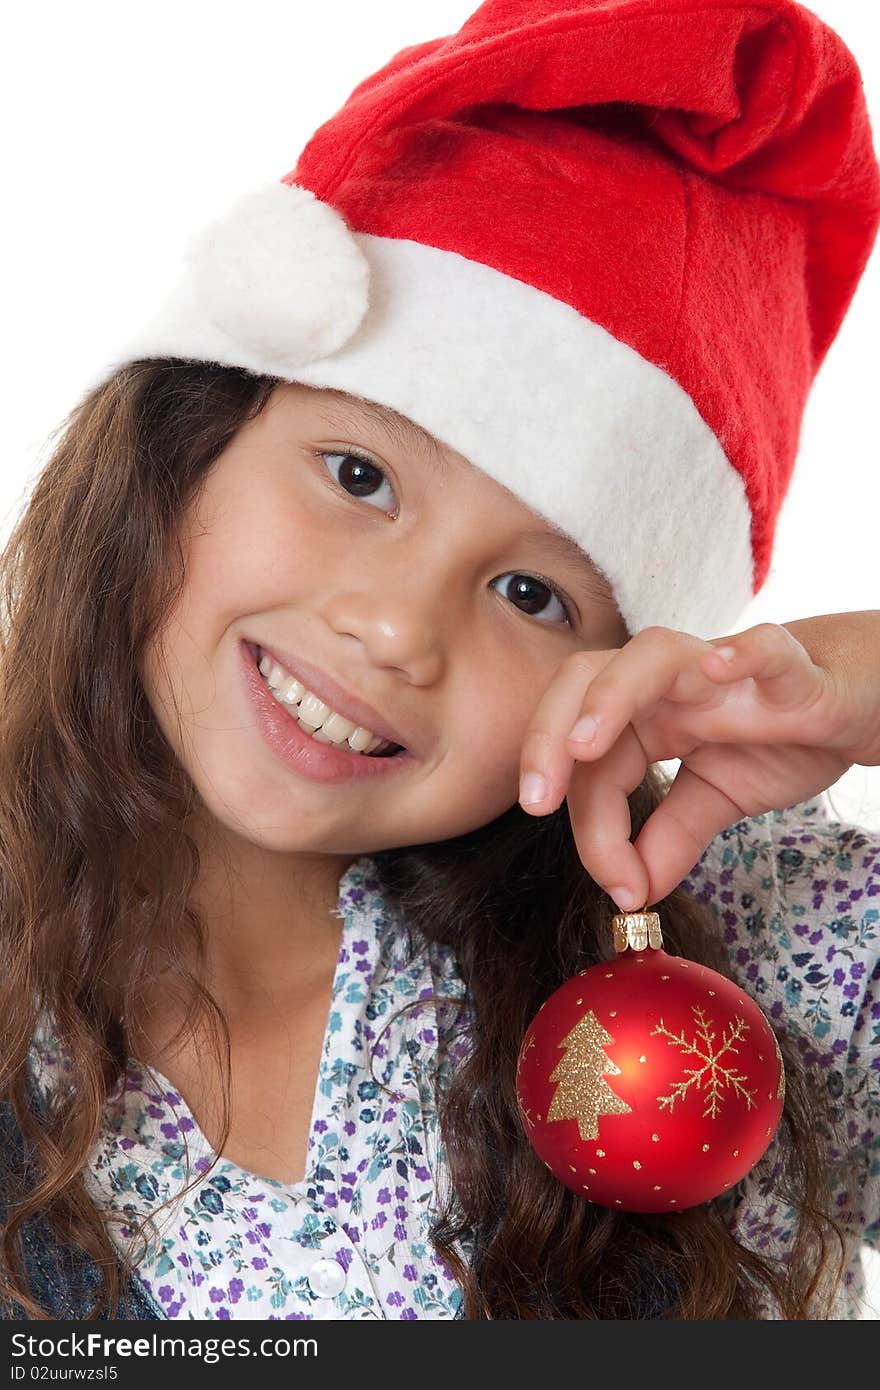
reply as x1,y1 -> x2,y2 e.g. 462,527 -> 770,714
423,719 -> 526,841
452,682 -> 532,783
182,485 -> 322,627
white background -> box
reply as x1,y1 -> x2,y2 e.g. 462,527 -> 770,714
3,0 -> 879,1316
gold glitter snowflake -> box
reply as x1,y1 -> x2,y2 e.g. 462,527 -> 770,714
652,1005 -> 757,1118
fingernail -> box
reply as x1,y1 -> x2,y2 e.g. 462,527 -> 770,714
520,771 -> 548,805
569,714 -> 599,743
713,645 -> 736,662
608,886 -> 642,911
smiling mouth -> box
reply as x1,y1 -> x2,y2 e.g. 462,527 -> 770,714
250,643 -> 406,758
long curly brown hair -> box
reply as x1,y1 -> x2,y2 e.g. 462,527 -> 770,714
0,361 -> 849,1319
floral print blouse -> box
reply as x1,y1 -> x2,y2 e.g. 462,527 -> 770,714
28,794 -> 879,1320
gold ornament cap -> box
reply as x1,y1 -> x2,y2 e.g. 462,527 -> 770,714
611,909 -> 663,953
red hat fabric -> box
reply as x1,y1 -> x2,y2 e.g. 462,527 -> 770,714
97,0 -> 880,639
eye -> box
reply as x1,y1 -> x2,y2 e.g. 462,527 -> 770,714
491,574 -> 575,629
316,450 -> 575,630
317,449 -> 397,513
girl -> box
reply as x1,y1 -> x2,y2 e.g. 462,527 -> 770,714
1,0 -> 879,1321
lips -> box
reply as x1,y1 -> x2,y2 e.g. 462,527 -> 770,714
245,640 -> 411,753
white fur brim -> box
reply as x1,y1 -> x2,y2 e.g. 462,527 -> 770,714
91,183 -> 754,639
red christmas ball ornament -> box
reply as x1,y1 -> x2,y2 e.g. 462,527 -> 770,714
516,910 -> 785,1213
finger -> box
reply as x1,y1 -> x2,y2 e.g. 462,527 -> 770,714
564,626 -> 721,762
700,623 -> 822,710
564,722 -> 651,910
631,761 -> 746,905
519,649 -> 615,812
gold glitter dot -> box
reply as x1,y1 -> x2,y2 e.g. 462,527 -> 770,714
708,990 -> 716,996
609,1009 -> 617,1017
588,1167 -> 597,1175
537,1114 -> 542,1121
569,1165 -> 577,1173
596,1149 -> 606,1157
765,1127 -> 772,1136
758,1054 -> 763,1061
680,962 -> 689,968
732,1149 -> 739,1158
651,1133 -> 660,1142
702,1143 -> 710,1152
576,997 -> 583,1005
633,1160 -> 642,1170
604,972 -> 613,979
669,1198 -> 677,1204
767,1093 -> 773,1101
639,1054 -> 647,1063
653,1185 -> 662,1191
661,974 -> 670,980
582,1184 -> 590,1191
614,1199 -> 622,1205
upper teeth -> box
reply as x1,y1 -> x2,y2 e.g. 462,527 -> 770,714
257,651 -> 394,756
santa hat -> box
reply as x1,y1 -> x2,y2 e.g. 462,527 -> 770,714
95,0 -> 880,639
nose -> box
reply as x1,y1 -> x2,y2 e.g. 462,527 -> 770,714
318,524 -> 477,684
322,586 -> 446,687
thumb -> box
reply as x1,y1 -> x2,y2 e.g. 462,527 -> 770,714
634,764 -> 744,906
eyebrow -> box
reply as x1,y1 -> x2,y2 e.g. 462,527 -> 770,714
520,526 -> 613,594
314,394 -> 448,463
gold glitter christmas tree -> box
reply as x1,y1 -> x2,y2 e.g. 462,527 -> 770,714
547,1011 -> 632,1142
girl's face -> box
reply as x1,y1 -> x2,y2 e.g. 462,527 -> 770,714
141,382 -> 627,862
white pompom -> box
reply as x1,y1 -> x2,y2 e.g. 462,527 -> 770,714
184,180 -> 371,369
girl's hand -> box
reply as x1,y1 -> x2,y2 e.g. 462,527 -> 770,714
518,612 -> 880,913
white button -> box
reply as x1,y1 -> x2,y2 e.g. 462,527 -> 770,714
307,1256 -> 347,1298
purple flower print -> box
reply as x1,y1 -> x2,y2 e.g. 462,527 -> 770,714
27,835 -> 876,1321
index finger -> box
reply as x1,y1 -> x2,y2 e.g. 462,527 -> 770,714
519,649 -> 615,811
563,626 -> 721,757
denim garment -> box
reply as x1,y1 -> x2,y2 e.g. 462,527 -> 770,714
0,1079 -> 163,1321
